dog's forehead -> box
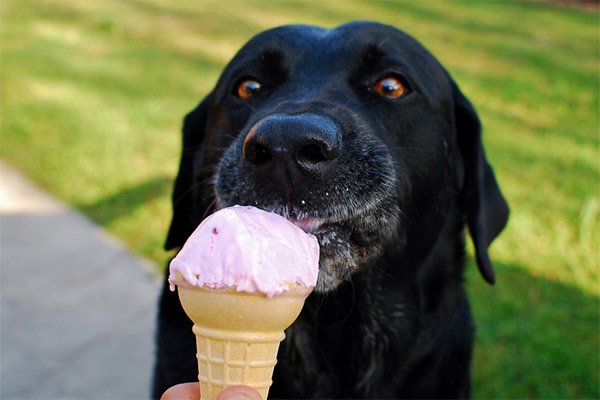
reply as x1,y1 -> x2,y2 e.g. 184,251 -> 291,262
239,22 -> 434,66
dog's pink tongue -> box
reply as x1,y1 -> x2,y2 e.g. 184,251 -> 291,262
168,205 -> 320,298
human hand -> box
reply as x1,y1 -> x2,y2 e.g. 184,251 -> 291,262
160,383 -> 263,400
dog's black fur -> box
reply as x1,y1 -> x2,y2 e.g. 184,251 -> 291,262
153,21 -> 509,399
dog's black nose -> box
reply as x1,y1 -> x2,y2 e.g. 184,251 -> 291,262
243,113 -> 341,174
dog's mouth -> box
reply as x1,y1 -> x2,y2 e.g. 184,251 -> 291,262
290,214 -> 373,238
211,201 -> 360,291
287,215 -> 372,249
286,216 -> 325,234
282,212 -> 374,292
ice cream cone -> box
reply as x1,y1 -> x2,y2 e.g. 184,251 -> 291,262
177,282 -> 312,400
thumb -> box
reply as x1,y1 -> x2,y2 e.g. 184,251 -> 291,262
216,385 -> 263,400
160,382 -> 200,400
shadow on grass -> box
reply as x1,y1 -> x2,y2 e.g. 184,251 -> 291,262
468,260 -> 599,399
78,177 -> 172,226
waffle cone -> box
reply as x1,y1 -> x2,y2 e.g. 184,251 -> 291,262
178,284 -> 311,400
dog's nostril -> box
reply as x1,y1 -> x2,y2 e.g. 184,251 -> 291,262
298,143 -> 329,164
244,141 -> 272,165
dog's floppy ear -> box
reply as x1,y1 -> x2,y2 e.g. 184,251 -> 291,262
453,82 -> 509,284
165,97 -> 210,250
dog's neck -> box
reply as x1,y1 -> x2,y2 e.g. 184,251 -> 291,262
277,271 -> 400,397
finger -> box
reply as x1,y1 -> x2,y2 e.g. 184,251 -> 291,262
160,382 -> 201,400
216,385 -> 263,400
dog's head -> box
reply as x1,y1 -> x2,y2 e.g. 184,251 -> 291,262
165,21 -> 509,291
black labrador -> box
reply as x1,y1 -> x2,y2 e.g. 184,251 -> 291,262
153,21 -> 509,399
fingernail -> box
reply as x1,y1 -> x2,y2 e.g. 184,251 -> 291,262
216,388 -> 262,400
219,395 -> 253,400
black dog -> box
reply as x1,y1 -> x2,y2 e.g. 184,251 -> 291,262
153,21 -> 509,399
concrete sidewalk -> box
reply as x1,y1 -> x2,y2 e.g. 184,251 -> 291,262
0,161 -> 162,399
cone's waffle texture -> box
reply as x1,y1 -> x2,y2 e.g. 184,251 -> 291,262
178,283 -> 311,400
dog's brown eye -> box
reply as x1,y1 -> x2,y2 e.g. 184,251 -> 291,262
374,77 -> 406,98
237,79 -> 262,100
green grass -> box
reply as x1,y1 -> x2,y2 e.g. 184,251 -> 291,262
1,1 -> 598,398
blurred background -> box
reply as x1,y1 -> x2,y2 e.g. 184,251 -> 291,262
1,0 -> 598,398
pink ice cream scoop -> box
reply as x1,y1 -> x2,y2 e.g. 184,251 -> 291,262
168,205 -> 320,298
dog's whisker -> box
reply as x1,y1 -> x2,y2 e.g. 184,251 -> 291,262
201,197 -> 218,220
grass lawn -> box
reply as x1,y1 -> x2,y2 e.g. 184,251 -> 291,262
1,1 -> 598,398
